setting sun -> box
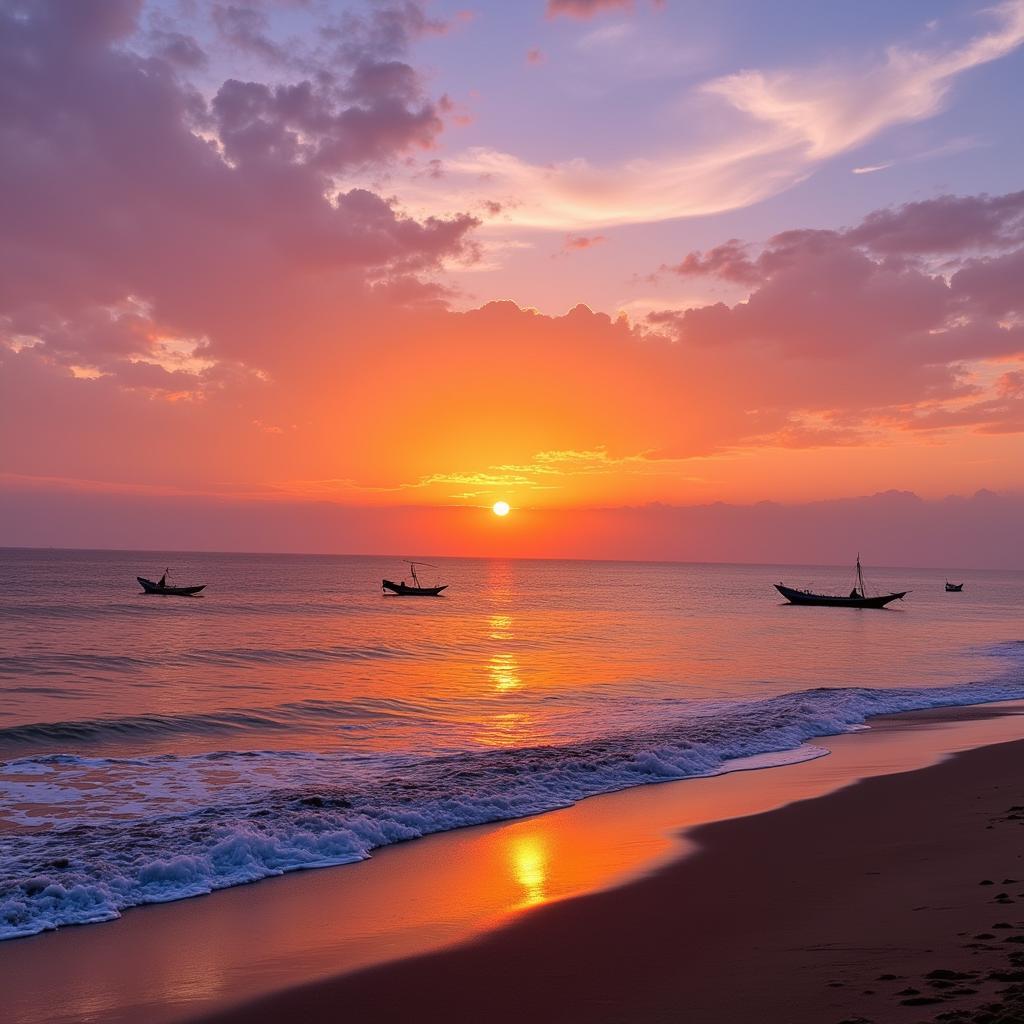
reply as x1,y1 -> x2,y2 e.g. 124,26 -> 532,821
493,501 -> 511,517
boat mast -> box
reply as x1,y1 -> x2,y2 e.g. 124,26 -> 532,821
856,553 -> 866,596
404,560 -> 439,589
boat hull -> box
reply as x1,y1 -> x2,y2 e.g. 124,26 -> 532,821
382,579 -> 448,596
945,583 -> 964,592
774,584 -> 906,608
137,577 -> 206,596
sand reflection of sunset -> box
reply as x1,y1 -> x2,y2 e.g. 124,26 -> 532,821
508,833 -> 550,908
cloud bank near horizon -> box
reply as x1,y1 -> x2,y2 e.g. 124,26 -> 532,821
2,481 -> 1021,570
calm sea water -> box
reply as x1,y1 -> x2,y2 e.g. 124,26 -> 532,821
1,548 -> 1023,939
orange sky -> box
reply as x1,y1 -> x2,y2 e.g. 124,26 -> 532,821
1,1 -> 1023,559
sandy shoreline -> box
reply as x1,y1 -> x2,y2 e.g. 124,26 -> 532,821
202,723 -> 1024,1024
6,705 -> 1024,1024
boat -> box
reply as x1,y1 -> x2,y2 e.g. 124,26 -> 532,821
775,555 -> 908,609
382,561 -> 448,597
137,569 -> 206,596
945,581 -> 964,592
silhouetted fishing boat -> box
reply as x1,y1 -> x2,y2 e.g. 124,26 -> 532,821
775,555 -> 908,609
382,561 -> 448,596
137,569 -> 206,596
945,580 -> 964,592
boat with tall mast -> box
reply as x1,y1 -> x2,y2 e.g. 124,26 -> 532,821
382,561 -> 448,596
775,555 -> 908,609
137,568 -> 206,597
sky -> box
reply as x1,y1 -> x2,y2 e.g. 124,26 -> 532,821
1,0 -> 1024,562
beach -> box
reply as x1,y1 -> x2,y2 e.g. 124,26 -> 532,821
5,703 -> 1024,1024
202,710 -> 1024,1024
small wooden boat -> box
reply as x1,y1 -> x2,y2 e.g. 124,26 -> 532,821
775,555 -> 908,609
945,581 -> 964,592
382,580 -> 448,596
382,561 -> 448,597
137,570 -> 206,596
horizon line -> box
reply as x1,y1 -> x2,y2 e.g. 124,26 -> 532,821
0,544 -> 1011,575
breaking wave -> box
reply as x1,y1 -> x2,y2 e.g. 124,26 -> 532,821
3,673 -> 1024,941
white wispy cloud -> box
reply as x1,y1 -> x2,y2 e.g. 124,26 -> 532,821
705,2 -> 1024,160
851,135 -> 984,175
396,1 -> 1024,230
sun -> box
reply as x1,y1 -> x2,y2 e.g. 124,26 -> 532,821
492,501 -> 511,517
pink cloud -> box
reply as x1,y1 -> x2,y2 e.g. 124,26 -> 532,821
0,0 -> 477,383
562,233 -> 607,252
663,239 -> 759,285
649,194 -> 1024,437
149,29 -> 207,69
670,193 -> 1024,313
210,70 -> 442,174
546,0 -> 661,19
846,191 -> 1024,255
951,247 -> 1024,317
212,3 -> 287,66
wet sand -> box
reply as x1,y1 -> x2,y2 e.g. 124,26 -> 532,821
6,705 -> 1024,1024
204,710 -> 1024,1024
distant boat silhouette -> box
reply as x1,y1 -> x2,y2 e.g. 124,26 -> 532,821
137,568 -> 206,597
775,555 -> 908,609
382,561 -> 448,597
945,580 -> 964,592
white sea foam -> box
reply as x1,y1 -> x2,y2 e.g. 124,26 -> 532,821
4,674 -> 1024,941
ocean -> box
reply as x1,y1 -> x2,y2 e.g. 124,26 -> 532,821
2,547 -> 1023,940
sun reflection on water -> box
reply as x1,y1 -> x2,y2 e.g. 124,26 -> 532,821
476,711 -> 534,747
489,614 -> 513,641
477,610 -> 534,743
489,652 -> 521,692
